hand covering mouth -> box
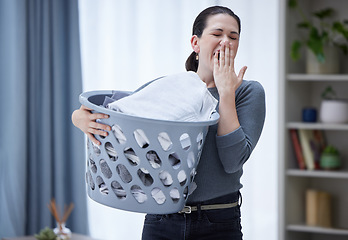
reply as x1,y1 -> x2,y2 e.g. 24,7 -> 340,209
214,51 -> 220,60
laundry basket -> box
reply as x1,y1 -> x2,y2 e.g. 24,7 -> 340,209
79,90 -> 219,214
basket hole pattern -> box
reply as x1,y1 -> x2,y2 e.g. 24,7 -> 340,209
151,188 -> 166,205
134,129 -> 150,148
105,142 -> 118,161
96,176 -> 109,195
197,132 -> 204,150
180,133 -> 191,150
170,188 -> 180,203
178,170 -> 187,186
158,132 -> 173,151
112,124 -> 127,144
92,142 -> 101,156
89,156 -> 97,173
146,150 -> 161,169
86,171 -> 95,190
111,181 -> 126,199
168,153 -> 181,169
86,125 -> 208,209
116,164 -> 132,183
187,152 -> 195,169
100,159 -> 112,179
137,168 -> 154,186
124,148 -> 140,166
131,185 -> 147,203
159,170 -> 173,187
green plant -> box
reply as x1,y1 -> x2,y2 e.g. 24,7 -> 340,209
321,86 -> 337,99
289,0 -> 348,63
34,227 -> 57,240
322,145 -> 339,155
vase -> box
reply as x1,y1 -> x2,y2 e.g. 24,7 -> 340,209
306,45 -> 339,74
320,153 -> 341,170
320,99 -> 348,123
53,223 -> 72,240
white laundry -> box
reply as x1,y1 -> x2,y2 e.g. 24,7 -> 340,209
106,71 -> 218,122
159,171 -> 173,186
151,188 -> 166,205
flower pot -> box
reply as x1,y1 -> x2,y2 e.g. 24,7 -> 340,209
320,153 -> 341,170
306,45 -> 339,74
320,99 -> 348,123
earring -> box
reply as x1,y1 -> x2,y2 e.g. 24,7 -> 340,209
196,54 -> 199,61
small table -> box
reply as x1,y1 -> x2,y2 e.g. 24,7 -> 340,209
2,233 -> 98,240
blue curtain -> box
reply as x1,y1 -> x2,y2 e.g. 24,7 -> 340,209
0,0 -> 88,238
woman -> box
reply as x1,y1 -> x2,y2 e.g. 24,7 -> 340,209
72,5 -> 265,240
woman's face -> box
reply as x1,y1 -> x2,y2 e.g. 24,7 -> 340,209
192,13 -> 240,78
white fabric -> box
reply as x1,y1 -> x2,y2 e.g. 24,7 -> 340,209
107,71 -> 218,122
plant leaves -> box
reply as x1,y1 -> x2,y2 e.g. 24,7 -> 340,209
288,0 -> 297,8
333,21 -> 348,39
297,21 -> 311,28
291,40 -> 302,61
313,8 -> 335,19
307,28 -> 325,62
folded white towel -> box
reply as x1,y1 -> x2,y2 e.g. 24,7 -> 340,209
107,71 -> 218,122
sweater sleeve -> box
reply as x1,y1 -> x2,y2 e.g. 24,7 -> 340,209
216,80 -> 266,173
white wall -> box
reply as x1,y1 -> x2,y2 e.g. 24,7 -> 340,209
79,1 -> 279,239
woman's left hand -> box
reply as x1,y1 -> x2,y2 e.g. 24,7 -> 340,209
213,41 -> 247,96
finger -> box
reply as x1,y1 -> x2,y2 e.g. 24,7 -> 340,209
214,50 -> 220,71
220,43 -> 225,66
81,105 -> 93,111
225,42 -> 231,66
87,133 -> 101,146
230,44 -> 236,70
88,127 -> 109,137
89,121 -> 111,131
238,66 -> 248,81
89,112 -> 109,121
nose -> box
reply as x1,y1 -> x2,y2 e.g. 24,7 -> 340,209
219,35 -> 231,45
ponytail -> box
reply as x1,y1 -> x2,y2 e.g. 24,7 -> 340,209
185,51 -> 198,72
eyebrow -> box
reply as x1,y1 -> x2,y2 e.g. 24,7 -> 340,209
211,28 -> 239,35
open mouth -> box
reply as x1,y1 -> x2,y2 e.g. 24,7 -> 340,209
214,51 -> 220,60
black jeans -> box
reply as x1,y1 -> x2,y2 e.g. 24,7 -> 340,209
142,191 -> 242,240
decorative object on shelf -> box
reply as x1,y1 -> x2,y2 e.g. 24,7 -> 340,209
320,145 -> 341,170
34,227 -> 57,240
302,107 -> 317,122
289,0 -> 348,74
47,199 -> 74,240
306,189 -> 332,228
320,86 -> 348,123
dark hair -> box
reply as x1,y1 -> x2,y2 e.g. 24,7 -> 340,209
185,6 -> 241,72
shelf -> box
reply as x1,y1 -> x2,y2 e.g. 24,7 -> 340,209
287,122 -> 348,130
287,74 -> 348,81
287,169 -> 348,179
287,224 -> 348,235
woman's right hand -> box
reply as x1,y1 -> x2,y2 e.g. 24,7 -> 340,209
72,105 -> 111,145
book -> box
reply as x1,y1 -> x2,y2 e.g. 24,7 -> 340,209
289,129 -> 306,169
298,129 -> 315,170
306,189 -> 332,227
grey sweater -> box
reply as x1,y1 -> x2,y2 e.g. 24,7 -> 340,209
187,80 -> 265,203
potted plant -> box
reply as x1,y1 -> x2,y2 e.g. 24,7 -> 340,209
320,145 -> 341,170
320,86 -> 348,123
289,0 -> 348,74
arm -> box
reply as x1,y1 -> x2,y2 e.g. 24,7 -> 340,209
71,105 -> 111,145
217,81 -> 265,173
213,41 -> 265,173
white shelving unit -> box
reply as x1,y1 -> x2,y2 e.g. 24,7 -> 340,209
279,0 -> 348,240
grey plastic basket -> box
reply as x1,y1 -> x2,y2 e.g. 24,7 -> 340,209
79,90 -> 219,214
